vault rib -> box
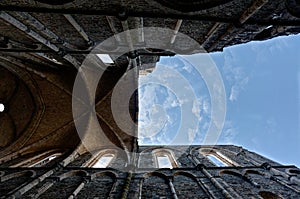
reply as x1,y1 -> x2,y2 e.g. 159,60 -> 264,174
0,11 -> 80,68
63,14 -> 94,47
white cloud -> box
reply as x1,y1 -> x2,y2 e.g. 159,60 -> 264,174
188,128 -> 197,143
223,50 -> 250,102
170,100 -> 179,107
192,99 -> 201,118
182,63 -> 193,73
138,56 -> 214,145
202,98 -> 210,114
229,85 -> 239,101
219,121 -> 239,144
163,88 -> 180,109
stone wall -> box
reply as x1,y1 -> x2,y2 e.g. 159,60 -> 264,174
0,145 -> 299,198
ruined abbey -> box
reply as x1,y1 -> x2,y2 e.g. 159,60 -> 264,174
0,0 -> 299,198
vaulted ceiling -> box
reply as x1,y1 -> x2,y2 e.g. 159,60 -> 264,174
0,0 -> 299,166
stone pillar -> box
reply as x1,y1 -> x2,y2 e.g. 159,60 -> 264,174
167,177 -> 178,199
188,153 -> 242,199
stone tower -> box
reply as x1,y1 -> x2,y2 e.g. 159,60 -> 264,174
0,0 -> 300,198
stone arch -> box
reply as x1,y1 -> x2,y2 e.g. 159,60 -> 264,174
173,171 -> 209,198
58,170 -> 88,180
286,168 -> 300,177
35,0 -> 75,5
138,147 -> 179,168
190,146 -> 214,166
199,147 -> 238,166
152,0 -> 234,12
220,170 -> 257,197
243,169 -> 265,176
0,66 -> 32,149
259,191 -> 283,199
243,169 -> 300,198
190,146 -> 206,161
91,170 -> 118,179
220,170 -> 244,179
0,170 -> 36,196
38,170 -> 87,199
87,149 -> 117,168
0,64 -> 45,160
152,148 -> 178,168
141,172 -> 172,198
83,147 -> 128,168
144,171 -> 168,178
242,169 -> 265,188
76,171 -> 117,198
174,147 -> 195,167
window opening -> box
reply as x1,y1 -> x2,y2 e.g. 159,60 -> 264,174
157,154 -> 173,168
92,154 -> 114,168
207,154 -> 228,166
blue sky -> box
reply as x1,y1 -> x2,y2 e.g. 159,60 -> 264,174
138,34 -> 300,167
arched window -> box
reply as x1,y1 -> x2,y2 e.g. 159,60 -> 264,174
207,154 -> 228,166
92,154 -> 115,168
153,149 -> 178,169
83,149 -> 122,168
157,154 -> 173,168
200,148 -> 236,166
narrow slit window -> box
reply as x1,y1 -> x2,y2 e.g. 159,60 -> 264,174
207,154 -> 228,167
157,155 -> 173,168
92,154 -> 114,168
